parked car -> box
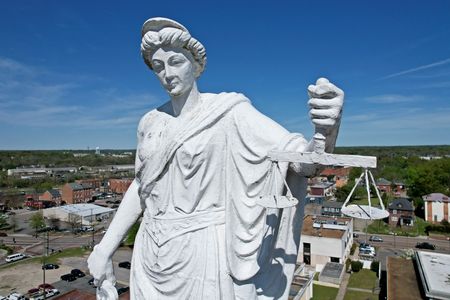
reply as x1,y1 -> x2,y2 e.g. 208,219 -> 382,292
42,263 -> 59,270
29,289 -> 59,300
27,288 -> 40,294
60,274 -> 77,282
369,235 -> 383,242
71,269 -> 85,278
359,242 -> 374,250
353,233 -> 359,238
118,261 -> 131,269
416,242 -> 436,250
5,253 -> 26,263
6,292 -> 25,300
359,248 -> 376,257
38,283 -> 54,290
0,232 -> 7,237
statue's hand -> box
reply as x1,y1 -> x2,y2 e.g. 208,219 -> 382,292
307,77 -> 344,133
88,245 -> 116,288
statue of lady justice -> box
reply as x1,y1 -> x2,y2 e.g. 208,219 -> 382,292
88,17 -> 344,300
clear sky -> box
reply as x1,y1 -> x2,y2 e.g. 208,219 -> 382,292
0,0 -> 449,150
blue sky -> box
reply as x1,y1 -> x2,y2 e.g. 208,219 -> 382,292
0,0 -> 449,150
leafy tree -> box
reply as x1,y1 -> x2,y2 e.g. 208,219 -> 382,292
30,212 -> 45,235
0,214 -> 8,229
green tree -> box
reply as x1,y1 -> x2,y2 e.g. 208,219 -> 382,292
29,212 -> 45,236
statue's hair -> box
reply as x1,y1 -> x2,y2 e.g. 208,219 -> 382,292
141,27 -> 207,76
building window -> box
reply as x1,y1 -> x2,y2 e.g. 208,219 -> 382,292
303,243 -> 311,254
331,257 -> 340,263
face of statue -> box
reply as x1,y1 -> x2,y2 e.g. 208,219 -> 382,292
151,47 -> 198,97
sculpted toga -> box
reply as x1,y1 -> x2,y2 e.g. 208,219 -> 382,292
88,17 -> 344,300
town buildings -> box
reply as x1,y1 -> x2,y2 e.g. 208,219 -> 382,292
43,203 -> 115,226
387,198 -> 414,227
423,193 -> 449,223
108,178 -> 133,194
297,215 -> 353,272
61,183 -> 94,204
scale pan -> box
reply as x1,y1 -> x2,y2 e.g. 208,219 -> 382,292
256,195 -> 298,209
341,205 -> 389,220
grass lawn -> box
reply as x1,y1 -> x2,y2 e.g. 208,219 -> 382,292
347,269 -> 378,290
311,284 -> 339,300
0,247 -> 89,270
43,246 -> 89,264
367,217 -> 429,237
348,197 -> 380,207
344,289 -> 378,300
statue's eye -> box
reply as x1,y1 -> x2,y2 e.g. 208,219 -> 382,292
169,56 -> 186,66
152,61 -> 164,72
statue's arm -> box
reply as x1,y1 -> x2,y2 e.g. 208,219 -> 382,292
95,180 -> 143,256
88,113 -> 148,287
87,180 -> 143,287
289,78 -> 344,175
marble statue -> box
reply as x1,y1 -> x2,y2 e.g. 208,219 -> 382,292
87,17 -> 344,300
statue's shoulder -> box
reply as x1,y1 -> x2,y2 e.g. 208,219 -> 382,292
201,92 -> 251,111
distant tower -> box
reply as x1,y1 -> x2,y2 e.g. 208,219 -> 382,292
95,147 -> 100,155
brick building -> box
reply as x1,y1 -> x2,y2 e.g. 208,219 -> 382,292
76,178 -> 103,190
39,189 -> 62,206
109,178 -> 133,194
61,183 -> 94,204
388,198 -> 414,227
320,167 -> 351,188
423,193 -> 449,223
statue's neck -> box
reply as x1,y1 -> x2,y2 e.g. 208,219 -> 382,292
171,83 -> 200,117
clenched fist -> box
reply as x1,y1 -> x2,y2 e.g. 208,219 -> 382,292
308,77 -> 344,133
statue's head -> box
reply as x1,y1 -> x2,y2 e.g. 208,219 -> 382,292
141,18 -> 206,79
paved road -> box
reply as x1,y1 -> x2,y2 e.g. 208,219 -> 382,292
355,232 -> 450,253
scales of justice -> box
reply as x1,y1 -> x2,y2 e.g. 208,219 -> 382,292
257,129 -> 389,220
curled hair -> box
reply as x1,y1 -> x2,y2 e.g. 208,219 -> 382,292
141,27 -> 207,75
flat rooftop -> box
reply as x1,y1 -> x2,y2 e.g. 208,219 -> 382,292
387,257 -> 422,300
321,262 -> 344,279
301,215 -> 351,239
415,251 -> 450,299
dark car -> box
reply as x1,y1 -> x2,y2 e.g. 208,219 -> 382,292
71,269 -> 86,278
118,261 -> 131,269
42,263 -> 59,270
60,274 -> 77,282
28,288 -> 40,294
117,287 -> 130,295
369,235 -> 383,242
38,283 -> 54,290
416,242 -> 436,250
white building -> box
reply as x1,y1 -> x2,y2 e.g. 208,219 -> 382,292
43,203 -> 115,226
423,193 -> 449,223
297,215 -> 353,272
415,251 -> 450,299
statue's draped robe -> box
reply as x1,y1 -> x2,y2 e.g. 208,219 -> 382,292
131,93 -> 309,300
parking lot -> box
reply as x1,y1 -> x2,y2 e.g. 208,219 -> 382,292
0,247 -> 132,298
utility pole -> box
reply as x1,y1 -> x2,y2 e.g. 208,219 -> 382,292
91,208 -> 95,248
42,230 -> 49,300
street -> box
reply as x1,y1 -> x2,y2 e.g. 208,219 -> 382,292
355,231 -> 450,253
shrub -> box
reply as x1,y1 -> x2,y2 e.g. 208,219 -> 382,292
345,258 -> 352,272
370,261 -> 379,276
351,261 -> 363,272
350,243 -> 357,255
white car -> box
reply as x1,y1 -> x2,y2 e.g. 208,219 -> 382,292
7,293 -> 25,300
29,289 -> 59,300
